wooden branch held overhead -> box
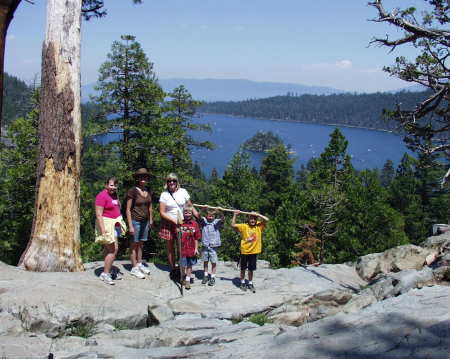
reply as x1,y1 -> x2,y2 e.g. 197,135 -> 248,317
193,204 -> 269,220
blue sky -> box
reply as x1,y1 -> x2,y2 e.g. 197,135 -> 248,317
5,0 -> 424,92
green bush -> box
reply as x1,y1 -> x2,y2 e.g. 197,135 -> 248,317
65,320 -> 97,338
248,313 -> 272,326
443,267 -> 450,282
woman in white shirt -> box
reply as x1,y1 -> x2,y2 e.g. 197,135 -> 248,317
159,173 -> 198,270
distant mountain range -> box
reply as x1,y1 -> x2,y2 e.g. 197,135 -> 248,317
81,78 -> 345,103
159,78 -> 346,102
81,78 -> 424,103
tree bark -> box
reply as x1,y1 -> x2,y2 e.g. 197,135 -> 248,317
20,0 -> 83,271
0,0 -> 21,138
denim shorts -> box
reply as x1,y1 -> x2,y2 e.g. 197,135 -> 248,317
202,247 -> 218,263
131,220 -> 150,242
180,256 -> 197,267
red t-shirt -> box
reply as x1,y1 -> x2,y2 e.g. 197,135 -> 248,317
181,220 -> 201,257
95,189 -> 121,219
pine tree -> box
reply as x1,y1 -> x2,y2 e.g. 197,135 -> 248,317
380,159 -> 395,187
164,85 -> 213,151
370,0 -> 450,159
303,129 -> 354,262
260,144 -> 294,216
338,169 -> 408,261
92,35 -> 164,172
0,95 -> 38,264
388,153 -> 426,243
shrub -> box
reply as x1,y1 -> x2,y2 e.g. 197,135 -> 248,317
248,313 -> 272,326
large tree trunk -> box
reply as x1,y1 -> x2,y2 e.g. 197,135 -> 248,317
20,0 -> 83,271
0,0 -> 21,137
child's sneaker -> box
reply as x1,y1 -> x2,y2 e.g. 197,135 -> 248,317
208,277 -> 216,286
100,272 -> 115,285
201,275 -> 209,285
184,280 -> 191,290
247,283 -> 256,293
240,282 -> 247,291
138,263 -> 151,275
131,266 -> 145,279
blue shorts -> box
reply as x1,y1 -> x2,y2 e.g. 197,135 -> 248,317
131,220 -> 150,242
202,247 -> 218,263
180,256 -> 197,267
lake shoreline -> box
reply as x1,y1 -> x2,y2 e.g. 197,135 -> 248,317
198,112 -> 401,135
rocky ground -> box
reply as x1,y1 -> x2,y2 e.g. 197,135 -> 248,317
1,233 -> 449,359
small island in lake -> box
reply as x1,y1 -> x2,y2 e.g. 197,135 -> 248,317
242,131 -> 294,153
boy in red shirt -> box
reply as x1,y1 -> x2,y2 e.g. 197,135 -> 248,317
180,206 -> 201,290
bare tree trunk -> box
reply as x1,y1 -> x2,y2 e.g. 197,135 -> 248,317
20,0 -> 83,271
0,0 -> 22,137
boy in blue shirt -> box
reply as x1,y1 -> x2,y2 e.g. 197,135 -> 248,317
199,209 -> 224,286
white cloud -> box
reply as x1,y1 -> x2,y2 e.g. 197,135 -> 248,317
300,60 -> 353,71
335,59 -> 352,69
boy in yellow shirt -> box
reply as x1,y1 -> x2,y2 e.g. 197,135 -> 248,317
231,210 -> 269,293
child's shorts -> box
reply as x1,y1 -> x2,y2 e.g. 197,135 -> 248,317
181,256 -> 197,267
202,247 -> 218,263
240,254 -> 257,271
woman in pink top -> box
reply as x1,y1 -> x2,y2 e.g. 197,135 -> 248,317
95,177 -> 123,285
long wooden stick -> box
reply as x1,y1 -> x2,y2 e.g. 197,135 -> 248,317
176,212 -> 184,296
193,204 -> 268,218
177,227 -> 183,296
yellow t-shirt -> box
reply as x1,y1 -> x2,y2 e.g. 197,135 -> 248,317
235,221 -> 266,255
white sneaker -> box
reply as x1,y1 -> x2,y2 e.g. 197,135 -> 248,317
138,263 -> 151,275
112,270 -> 123,280
131,266 -> 145,279
100,272 -> 115,285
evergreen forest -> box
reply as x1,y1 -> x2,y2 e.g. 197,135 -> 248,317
200,91 -> 431,133
1,73 -> 33,128
1,34 -> 449,270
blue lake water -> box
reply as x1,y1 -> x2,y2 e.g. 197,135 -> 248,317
96,113 -> 410,177
190,113 -> 410,176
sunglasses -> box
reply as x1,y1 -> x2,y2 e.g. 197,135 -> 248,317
167,179 -> 177,183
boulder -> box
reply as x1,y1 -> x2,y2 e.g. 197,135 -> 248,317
421,231 -> 450,250
270,311 -> 309,326
0,311 -> 23,335
1,257 -> 449,359
369,267 -> 435,300
356,244 -> 435,280
341,292 -> 377,313
147,302 -> 174,325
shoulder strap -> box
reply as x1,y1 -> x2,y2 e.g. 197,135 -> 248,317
169,191 -> 184,224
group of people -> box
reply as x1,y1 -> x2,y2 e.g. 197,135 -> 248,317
94,168 -> 269,292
